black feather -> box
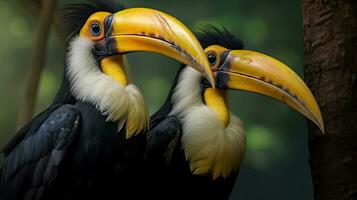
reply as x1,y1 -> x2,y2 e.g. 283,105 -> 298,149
58,0 -> 125,43
0,105 -> 80,200
196,25 -> 244,50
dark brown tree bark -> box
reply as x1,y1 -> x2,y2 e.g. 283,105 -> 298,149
19,0 -> 43,16
302,1 -> 357,199
16,0 -> 57,129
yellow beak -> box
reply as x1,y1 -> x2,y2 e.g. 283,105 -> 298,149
102,8 -> 214,87
215,50 -> 324,133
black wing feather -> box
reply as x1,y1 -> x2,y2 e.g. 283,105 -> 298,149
0,105 -> 80,200
2,105 -> 63,154
145,116 -> 182,167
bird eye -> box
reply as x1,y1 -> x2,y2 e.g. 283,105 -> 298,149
207,52 -> 217,66
90,22 -> 102,36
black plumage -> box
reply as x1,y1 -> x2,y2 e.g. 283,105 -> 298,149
0,1 -> 145,199
1,105 -> 79,200
144,26 -> 243,200
196,25 -> 244,49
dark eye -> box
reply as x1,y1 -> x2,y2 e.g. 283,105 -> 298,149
207,53 -> 217,66
90,22 -> 102,36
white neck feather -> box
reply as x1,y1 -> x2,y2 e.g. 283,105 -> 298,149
170,67 -> 246,179
66,37 -> 148,138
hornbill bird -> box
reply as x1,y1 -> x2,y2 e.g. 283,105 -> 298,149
145,26 -> 324,199
0,1 -> 214,200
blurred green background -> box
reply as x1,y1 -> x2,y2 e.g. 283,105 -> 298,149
0,0 -> 312,199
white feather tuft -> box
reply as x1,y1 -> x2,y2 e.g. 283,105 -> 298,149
170,67 -> 246,179
126,84 -> 149,138
66,36 -> 148,138
170,67 -> 203,116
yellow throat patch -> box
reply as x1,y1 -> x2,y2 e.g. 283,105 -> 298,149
204,88 -> 230,127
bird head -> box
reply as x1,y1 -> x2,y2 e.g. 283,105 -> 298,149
197,26 -> 324,133
60,1 -> 213,86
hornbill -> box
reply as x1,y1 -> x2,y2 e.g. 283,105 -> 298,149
145,26 -> 324,199
0,1 -> 214,200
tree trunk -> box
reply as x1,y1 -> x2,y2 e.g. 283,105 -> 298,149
302,1 -> 357,200
16,0 -> 57,129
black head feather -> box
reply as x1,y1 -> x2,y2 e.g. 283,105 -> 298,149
58,0 -> 125,44
196,25 -> 244,50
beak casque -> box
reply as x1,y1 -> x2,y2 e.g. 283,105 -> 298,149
216,50 -> 324,133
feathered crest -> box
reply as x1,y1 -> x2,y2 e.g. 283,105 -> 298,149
58,0 -> 125,44
196,25 -> 244,50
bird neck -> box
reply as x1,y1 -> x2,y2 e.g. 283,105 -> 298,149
169,67 -> 230,127
66,36 -> 148,138
169,67 -> 230,121
169,66 -> 246,179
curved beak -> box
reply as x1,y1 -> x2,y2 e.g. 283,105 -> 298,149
215,50 -> 324,133
99,8 -> 214,87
